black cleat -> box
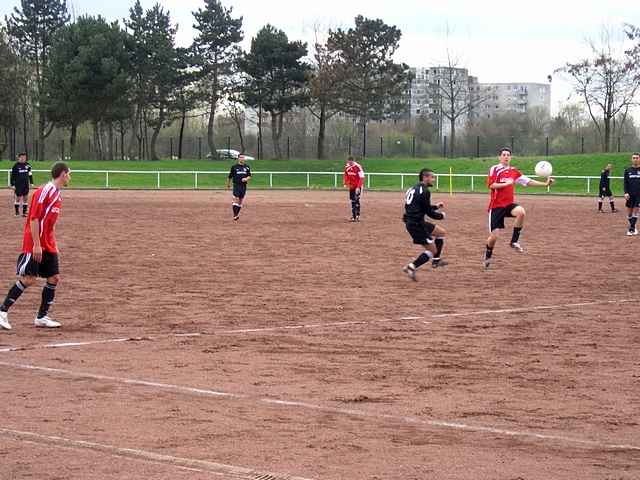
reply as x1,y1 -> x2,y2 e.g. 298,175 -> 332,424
432,259 -> 448,269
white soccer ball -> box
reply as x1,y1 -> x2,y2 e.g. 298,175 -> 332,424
535,160 -> 553,177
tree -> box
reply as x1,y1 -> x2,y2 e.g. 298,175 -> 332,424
327,16 -> 411,156
125,1 -> 179,160
432,52 -> 488,157
44,16 -> 131,159
240,25 -> 309,159
308,29 -> 344,159
191,0 -> 243,159
0,26 -> 21,159
6,0 -> 70,160
173,47 -> 199,159
558,26 -> 640,152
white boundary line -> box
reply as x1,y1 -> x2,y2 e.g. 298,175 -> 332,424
0,298 -> 632,354
0,427 -> 314,480
1,360 -> 638,453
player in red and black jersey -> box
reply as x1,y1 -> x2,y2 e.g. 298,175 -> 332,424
343,157 -> 365,222
0,162 -> 71,331
483,148 -> 553,269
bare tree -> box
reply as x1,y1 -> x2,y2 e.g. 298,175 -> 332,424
433,38 -> 488,157
558,26 -> 640,152
307,23 -> 343,159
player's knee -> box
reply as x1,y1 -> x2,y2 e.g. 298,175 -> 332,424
19,276 -> 37,287
48,274 -> 60,285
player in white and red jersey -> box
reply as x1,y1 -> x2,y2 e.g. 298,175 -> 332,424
0,162 -> 71,330
483,148 -> 553,269
343,156 -> 365,221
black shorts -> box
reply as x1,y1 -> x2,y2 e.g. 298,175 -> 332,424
349,188 -> 361,202
16,252 -> 59,278
626,194 -> 640,209
233,183 -> 247,199
599,188 -> 613,198
489,203 -> 519,232
405,221 -> 435,245
14,185 -> 29,197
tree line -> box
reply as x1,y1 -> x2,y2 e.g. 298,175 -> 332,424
0,0 -> 410,161
1,1 -> 639,161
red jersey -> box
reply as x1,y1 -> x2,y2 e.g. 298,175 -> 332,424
344,162 -> 365,190
22,182 -> 62,254
487,164 -> 530,210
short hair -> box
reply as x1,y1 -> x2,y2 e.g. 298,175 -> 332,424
633,152 -> 640,157
51,161 -> 69,179
499,147 -> 512,155
18,152 -> 27,157
419,168 -> 434,181
347,156 -> 354,162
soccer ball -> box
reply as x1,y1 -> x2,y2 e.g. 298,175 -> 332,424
535,160 -> 553,177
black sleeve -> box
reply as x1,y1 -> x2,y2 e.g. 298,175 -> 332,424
28,164 -> 33,184
424,190 -> 444,220
246,166 -> 251,177
228,166 -> 234,180
10,164 -> 17,186
599,172 -> 606,189
624,169 -> 630,194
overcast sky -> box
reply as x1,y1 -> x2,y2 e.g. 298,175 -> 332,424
3,0 -> 640,115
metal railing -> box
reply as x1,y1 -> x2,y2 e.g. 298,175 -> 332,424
2,169 -> 622,195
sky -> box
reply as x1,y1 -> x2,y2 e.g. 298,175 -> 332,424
3,0 -> 640,116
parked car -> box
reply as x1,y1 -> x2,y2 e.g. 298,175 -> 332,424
208,149 -> 255,160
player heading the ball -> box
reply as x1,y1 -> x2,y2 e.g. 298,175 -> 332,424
483,148 -> 554,270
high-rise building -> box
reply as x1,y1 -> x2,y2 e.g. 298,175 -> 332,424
478,83 -> 551,119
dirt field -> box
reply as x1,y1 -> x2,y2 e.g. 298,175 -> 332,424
0,189 -> 638,480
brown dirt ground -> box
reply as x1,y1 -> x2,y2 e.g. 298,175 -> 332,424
0,189 -> 639,480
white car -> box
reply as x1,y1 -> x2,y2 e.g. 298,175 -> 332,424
212,149 -> 254,160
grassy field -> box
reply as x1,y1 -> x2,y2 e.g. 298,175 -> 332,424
0,152 -> 634,194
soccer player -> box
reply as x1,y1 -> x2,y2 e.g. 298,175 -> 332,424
483,148 -> 554,269
226,155 -> 251,221
10,152 -> 33,217
598,163 -> 617,213
343,156 -> 365,222
402,168 -> 448,281
0,162 -> 71,331
623,152 -> 640,236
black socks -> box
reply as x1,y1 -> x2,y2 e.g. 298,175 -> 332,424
413,251 -> 433,269
232,203 -> 241,217
511,227 -> 522,244
37,282 -> 56,319
484,245 -> 494,260
1,281 -> 27,312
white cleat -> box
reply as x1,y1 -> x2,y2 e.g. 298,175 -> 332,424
510,242 -> 524,253
627,230 -> 636,236
34,316 -> 61,328
634,229 -> 639,236
402,264 -> 417,281
0,311 -> 12,330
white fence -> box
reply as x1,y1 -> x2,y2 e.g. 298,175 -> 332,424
2,169 -> 621,194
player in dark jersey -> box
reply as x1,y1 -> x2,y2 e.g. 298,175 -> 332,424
623,152 -> 640,235
402,168 -> 448,281
10,152 -> 33,217
226,155 -> 252,221
0,162 -> 71,331
598,163 -> 617,213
